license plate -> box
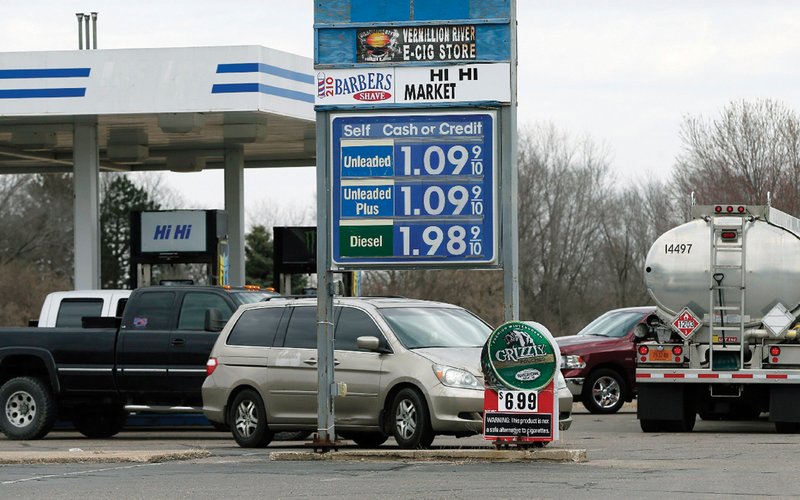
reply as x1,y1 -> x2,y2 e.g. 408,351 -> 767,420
649,349 -> 672,362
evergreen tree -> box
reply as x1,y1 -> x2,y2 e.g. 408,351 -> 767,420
245,225 -> 274,288
100,174 -> 161,288
245,225 -> 308,293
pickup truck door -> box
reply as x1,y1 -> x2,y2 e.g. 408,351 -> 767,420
168,291 -> 234,404
116,290 -> 177,399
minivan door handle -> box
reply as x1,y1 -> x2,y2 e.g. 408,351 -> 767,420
303,358 -> 340,366
171,338 -> 185,346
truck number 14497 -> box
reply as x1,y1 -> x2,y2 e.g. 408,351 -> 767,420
665,243 -> 692,254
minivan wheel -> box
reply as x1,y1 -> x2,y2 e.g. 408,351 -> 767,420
582,368 -> 625,414
229,389 -> 274,448
390,388 -> 434,449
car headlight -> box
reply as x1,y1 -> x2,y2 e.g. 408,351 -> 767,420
560,354 -> 586,370
433,364 -> 481,390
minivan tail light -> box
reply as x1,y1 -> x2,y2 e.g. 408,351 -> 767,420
206,357 -> 218,376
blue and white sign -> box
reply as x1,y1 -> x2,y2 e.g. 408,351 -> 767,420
141,210 -> 207,253
331,111 -> 497,267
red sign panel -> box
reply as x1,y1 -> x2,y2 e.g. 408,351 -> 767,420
672,307 -> 702,339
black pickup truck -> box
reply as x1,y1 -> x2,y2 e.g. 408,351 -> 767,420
0,285 -> 276,440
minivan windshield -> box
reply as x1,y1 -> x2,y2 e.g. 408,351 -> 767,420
380,307 -> 492,349
576,310 -> 645,338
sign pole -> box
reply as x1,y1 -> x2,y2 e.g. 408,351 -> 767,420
315,110 -> 336,444
502,0 -> 519,322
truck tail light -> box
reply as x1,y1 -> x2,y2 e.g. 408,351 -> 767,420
638,345 -> 649,355
770,346 -> 781,356
672,346 -> 683,356
206,357 -> 218,376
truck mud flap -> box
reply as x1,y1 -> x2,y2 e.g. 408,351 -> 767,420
638,383 -> 694,420
769,386 -> 800,423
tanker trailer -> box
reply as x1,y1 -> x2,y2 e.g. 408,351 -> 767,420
636,203 -> 800,433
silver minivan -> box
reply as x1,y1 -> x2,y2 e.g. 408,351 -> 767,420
202,297 -> 572,449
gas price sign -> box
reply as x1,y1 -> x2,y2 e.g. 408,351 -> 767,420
331,111 -> 497,267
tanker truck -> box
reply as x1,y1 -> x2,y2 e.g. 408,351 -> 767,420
636,202 -> 800,433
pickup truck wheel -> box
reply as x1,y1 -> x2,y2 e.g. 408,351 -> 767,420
582,368 -> 625,414
229,389 -> 274,448
0,377 -> 57,440
73,405 -> 128,438
391,388 -> 435,449
350,431 -> 389,448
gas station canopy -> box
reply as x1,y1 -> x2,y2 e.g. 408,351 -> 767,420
0,45 -> 316,173
0,45 -> 316,288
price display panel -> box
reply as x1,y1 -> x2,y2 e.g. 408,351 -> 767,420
331,111 -> 497,267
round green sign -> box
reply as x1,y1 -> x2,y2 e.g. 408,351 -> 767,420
481,321 -> 557,391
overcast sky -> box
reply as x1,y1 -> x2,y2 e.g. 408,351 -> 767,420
3,1 -> 800,225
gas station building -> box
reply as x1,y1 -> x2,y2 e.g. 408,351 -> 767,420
0,45 -> 316,289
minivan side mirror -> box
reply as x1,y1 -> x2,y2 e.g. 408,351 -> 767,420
204,308 -> 225,332
356,336 -> 391,353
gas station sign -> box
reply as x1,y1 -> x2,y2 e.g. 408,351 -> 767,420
331,111 -> 497,267
315,63 -> 510,106
313,0 -> 516,446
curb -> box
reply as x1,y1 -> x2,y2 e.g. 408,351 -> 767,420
0,449 -> 210,465
270,448 -> 587,463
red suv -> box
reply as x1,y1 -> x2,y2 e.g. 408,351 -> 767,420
556,307 -> 655,414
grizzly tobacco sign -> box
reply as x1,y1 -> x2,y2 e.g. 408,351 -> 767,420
481,321 -> 560,444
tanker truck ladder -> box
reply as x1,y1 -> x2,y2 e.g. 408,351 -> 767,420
709,215 -> 747,371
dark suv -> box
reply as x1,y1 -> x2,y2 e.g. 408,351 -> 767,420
556,307 -> 655,414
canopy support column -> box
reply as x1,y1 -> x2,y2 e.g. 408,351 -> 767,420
224,145 -> 245,286
73,117 -> 101,290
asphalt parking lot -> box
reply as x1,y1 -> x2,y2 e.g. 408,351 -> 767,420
0,402 -> 624,464
4,405 -> 800,499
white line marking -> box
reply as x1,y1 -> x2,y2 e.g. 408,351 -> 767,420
2,462 -> 160,485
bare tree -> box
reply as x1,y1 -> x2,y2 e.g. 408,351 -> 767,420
673,99 -> 800,213
598,180 -> 681,309
516,124 -> 614,335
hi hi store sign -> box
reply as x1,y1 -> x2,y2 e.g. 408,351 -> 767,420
313,0 -> 518,443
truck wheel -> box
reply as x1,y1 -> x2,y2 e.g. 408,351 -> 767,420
391,388 -> 435,449
73,405 -> 128,438
582,368 -> 625,414
640,419 -> 663,432
0,376 -> 57,440
229,389 -> 274,448
775,421 -> 799,433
